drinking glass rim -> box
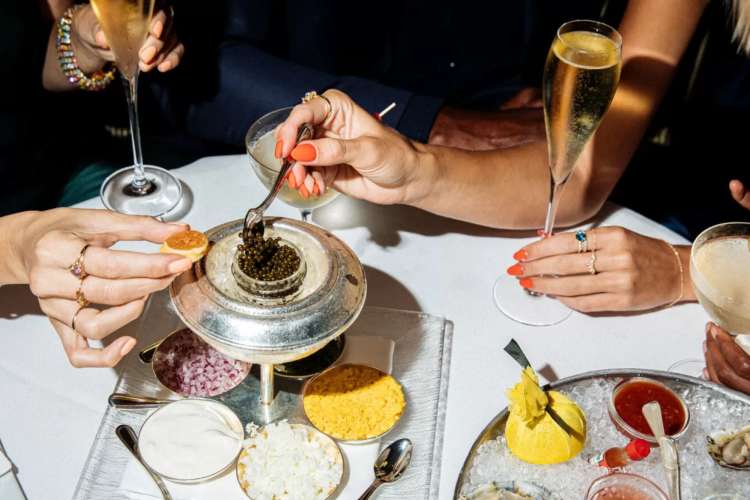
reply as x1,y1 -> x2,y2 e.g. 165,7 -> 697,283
585,471 -> 668,499
556,19 -> 623,50
245,106 -> 294,174
690,221 -> 750,307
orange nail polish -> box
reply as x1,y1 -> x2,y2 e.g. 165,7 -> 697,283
313,183 -> 320,196
513,249 -> 528,261
290,143 -> 317,162
507,263 -> 524,276
519,277 -> 534,289
299,184 -> 310,198
275,140 -> 283,159
288,172 -> 297,189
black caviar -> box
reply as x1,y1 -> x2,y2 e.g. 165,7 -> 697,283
237,232 -> 301,281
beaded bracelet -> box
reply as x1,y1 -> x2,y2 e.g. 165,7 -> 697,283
56,5 -> 116,91
663,241 -> 684,307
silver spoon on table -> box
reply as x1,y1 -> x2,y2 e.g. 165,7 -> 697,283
116,425 -> 172,500
242,123 -> 314,240
643,401 -> 681,500
358,438 -> 413,500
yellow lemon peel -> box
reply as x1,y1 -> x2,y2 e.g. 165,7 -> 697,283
504,367 -> 586,465
506,367 -> 548,424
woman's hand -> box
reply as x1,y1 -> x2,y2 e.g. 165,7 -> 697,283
11,209 -> 192,368
72,4 -> 184,74
275,89 -> 434,206
507,227 -> 691,312
705,322 -> 750,395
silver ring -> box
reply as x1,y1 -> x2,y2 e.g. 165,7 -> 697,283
586,250 -> 598,275
575,230 -> 588,253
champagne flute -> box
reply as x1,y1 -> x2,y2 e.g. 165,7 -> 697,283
91,0 -> 183,217
245,107 -> 339,222
494,20 -> 622,326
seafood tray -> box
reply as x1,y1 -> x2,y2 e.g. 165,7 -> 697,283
455,369 -> 750,499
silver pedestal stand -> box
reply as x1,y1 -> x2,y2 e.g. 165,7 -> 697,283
169,218 -> 366,422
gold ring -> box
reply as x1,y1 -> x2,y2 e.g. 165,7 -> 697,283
71,305 -> 85,332
68,244 -> 90,279
302,91 -> 332,122
76,277 -> 90,307
586,250 -> 598,275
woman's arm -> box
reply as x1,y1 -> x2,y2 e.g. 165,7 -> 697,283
278,0 -> 708,229
0,211 -> 36,284
412,0 -> 708,228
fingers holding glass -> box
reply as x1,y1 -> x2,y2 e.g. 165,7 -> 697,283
705,325 -> 750,394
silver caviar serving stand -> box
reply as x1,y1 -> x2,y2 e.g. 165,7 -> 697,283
169,217 -> 366,422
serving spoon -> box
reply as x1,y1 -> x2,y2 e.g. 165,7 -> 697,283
643,401 -> 681,500
116,425 -> 172,500
357,438 -> 413,500
242,123 -> 314,240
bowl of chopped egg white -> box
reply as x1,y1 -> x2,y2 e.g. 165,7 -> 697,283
236,420 -> 344,499
302,363 -> 407,444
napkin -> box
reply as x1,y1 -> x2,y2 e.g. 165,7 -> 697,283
120,335 -> 396,499
0,441 -> 27,500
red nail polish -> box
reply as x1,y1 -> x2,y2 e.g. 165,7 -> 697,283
519,277 -> 534,289
513,249 -> 528,261
275,140 -> 283,159
290,143 -> 317,162
507,263 -> 524,276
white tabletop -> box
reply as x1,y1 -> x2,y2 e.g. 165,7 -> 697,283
0,155 -> 709,500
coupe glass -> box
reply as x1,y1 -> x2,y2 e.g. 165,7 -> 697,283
668,222 -> 750,377
691,222 -> 750,335
92,0 -> 182,217
245,107 -> 339,222
494,20 -> 622,326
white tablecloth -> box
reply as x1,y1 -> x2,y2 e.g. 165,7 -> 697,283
0,155 -> 708,500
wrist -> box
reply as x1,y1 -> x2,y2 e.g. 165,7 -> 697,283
680,245 -> 697,302
0,211 -> 40,285
70,9 -> 106,74
402,141 -> 440,207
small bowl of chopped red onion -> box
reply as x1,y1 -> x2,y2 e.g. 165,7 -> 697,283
150,328 -> 251,398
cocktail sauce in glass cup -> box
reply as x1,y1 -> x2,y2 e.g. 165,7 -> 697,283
586,472 -> 668,500
608,377 -> 689,445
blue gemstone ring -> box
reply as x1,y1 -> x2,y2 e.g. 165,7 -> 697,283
575,230 -> 588,253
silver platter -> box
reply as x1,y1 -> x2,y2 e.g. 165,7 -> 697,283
454,369 -> 750,499
170,218 -> 366,365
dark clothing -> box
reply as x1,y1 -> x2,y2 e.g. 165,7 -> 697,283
176,0 -> 607,147
611,0 -> 750,239
0,1 -> 222,214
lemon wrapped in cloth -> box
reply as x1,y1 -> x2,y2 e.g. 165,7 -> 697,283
504,367 -> 586,465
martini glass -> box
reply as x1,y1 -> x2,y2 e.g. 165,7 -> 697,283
494,20 -> 622,326
92,0 -> 182,217
245,107 -> 339,223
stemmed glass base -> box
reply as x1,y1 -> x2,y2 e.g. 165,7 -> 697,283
100,165 -> 182,217
493,274 -> 572,326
